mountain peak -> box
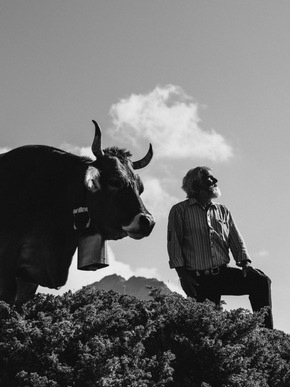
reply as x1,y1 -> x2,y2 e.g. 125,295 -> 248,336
89,274 -> 171,300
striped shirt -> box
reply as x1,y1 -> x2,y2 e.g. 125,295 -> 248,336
167,198 -> 251,270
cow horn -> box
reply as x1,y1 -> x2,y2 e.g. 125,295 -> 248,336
91,120 -> 104,157
132,143 -> 153,170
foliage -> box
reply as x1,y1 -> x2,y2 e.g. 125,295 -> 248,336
0,288 -> 290,386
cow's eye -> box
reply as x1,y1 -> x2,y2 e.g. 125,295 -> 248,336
107,178 -> 124,190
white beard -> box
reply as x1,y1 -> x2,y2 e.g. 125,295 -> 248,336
210,186 -> 221,199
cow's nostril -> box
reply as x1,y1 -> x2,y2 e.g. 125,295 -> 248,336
139,214 -> 155,231
139,215 -> 150,228
122,213 -> 155,236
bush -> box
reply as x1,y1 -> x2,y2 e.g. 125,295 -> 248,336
0,288 -> 289,386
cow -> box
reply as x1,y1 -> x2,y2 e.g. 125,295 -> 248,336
0,120 -> 155,305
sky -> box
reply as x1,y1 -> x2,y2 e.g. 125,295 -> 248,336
1,0 -> 290,332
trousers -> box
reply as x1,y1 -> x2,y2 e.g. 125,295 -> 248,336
184,266 -> 273,329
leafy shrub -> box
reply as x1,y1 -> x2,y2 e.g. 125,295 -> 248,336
0,287 -> 289,386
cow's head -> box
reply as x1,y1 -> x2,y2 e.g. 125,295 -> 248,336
84,120 -> 155,240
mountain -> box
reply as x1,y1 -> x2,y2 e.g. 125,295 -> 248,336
88,274 -> 171,300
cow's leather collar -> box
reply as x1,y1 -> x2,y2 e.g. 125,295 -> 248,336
73,206 -> 91,230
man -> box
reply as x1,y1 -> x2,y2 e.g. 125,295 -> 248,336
167,166 -> 273,329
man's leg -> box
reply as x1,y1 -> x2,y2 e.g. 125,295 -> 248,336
218,267 -> 273,329
195,275 -> 222,305
180,271 -> 222,304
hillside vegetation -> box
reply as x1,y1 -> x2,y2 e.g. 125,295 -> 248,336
1,287 -> 290,387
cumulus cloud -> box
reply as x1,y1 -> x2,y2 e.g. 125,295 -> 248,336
38,244 -> 165,296
60,143 -> 94,159
257,249 -> 270,258
0,147 -> 10,154
141,176 -> 178,220
109,84 -> 233,162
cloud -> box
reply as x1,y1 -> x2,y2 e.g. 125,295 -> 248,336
109,85 -> 233,162
257,249 -> 270,258
60,143 -> 94,159
38,244 -> 164,296
0,147 -> 10,154
142,176 -> 178,220
165,279 -> 184,295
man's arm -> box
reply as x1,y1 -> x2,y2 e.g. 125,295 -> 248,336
167,205 -> 185,268
167,205 -> 199,297
227,208 -> 265,277
227,209 -> 252,267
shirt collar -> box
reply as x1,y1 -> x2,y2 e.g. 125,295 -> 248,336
188,197 -> 217,209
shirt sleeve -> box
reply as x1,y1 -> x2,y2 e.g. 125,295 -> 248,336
227,208 -> 252,266
167,205 -> 185,268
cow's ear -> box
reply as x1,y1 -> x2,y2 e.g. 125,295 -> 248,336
85,166 -> 101,192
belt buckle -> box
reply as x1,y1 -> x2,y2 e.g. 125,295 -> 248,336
211,267 -> 220,275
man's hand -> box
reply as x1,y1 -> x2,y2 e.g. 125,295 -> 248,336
176,267 -> 199,298
241,261 -> 264,278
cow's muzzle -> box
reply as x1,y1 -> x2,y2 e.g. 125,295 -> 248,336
122,213 -> 155,239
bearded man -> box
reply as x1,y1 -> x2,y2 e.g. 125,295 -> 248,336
167,166 -> 273,329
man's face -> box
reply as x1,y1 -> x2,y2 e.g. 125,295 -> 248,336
197,169 -> 221,199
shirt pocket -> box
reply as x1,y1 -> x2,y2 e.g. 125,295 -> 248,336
214,218 -> 229,242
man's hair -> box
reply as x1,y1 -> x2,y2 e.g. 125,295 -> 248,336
182,166 -> 212,198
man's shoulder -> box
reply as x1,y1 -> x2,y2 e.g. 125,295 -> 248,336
171,199 -> 190,210
169,199 -> 190,215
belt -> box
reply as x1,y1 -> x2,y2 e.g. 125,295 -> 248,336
190,265 -> 227,277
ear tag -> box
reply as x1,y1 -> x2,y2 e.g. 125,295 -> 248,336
73,207 -> 91,230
